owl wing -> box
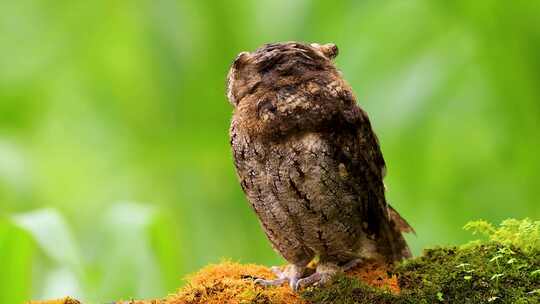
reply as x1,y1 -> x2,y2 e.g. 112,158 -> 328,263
339,105 -> 413,260
354,107 -> 414,233
355,108 -> 387,191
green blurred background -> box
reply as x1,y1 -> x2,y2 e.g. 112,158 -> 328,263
1,0 -> 539,302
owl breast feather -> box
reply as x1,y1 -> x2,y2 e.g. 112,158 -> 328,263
231,123 -> 384,264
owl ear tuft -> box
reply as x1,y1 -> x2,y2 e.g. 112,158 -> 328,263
227,52 -> 251,108
233,51 -> 251,69
311,43 -> 339,60
325,43 -> 339,59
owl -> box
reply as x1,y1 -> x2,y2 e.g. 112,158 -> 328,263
226,42 -> 413,290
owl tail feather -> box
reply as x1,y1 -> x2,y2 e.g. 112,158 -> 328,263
376,205 -> 414,262
387,204 -> 415,235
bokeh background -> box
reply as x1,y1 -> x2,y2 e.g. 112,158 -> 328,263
1,0 -> 539,302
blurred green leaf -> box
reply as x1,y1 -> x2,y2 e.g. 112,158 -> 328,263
148,211 -> 185,292
92,202 -> 164,301
12,209 -> 81,270
0,219 -> 34,304
12,209 -> 83,300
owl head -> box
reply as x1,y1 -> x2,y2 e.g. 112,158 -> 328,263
226,42 -> 358,138
226,42 -> 339,107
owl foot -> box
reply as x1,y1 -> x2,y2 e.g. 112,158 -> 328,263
342,258 -> 364,271
295,263 -> 340,290
295,259 -> 367,290
254,264 -> 306,289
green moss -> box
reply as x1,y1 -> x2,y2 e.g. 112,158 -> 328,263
397,244 -> 539,303
464,218 -> 540,253
301,275 -> 401,304
302,219 -> 540,304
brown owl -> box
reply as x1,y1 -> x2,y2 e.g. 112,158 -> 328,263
226,42 -> 413,290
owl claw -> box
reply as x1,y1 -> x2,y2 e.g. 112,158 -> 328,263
270,266 -> 283,275
295,272 -> 335,290
254,277 -> 287,287
256,263 -> 349,291
295,272 -> 320,290
254,264 -> 305,289
294,263 -> 342,290
342,258 -> 364,271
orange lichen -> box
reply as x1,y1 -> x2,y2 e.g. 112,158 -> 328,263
165,260 -> 398,304
27,297 -> 81,304
167,261 -> 303,304
346,261 -> 400,294
116,300 -> 165,304
28,262 -> 399,304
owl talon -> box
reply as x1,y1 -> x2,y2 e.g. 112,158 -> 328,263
295,271 -> 336,290
254,277 -> 287,287
255,264 -> 305,289
295,263 -> 340,290
342,258 -> 364,271
270,266 -> 282,276
295,272 -> 321,290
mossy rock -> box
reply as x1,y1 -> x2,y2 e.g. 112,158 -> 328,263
173,219 -> 540,304
303,243 -> 539,304
165,240 -> 538,304
29,219 -> 540,304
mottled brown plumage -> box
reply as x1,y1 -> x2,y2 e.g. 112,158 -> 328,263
226,42 -> 413,290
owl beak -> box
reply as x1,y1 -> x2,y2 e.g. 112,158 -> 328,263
310,43 -> 339,60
